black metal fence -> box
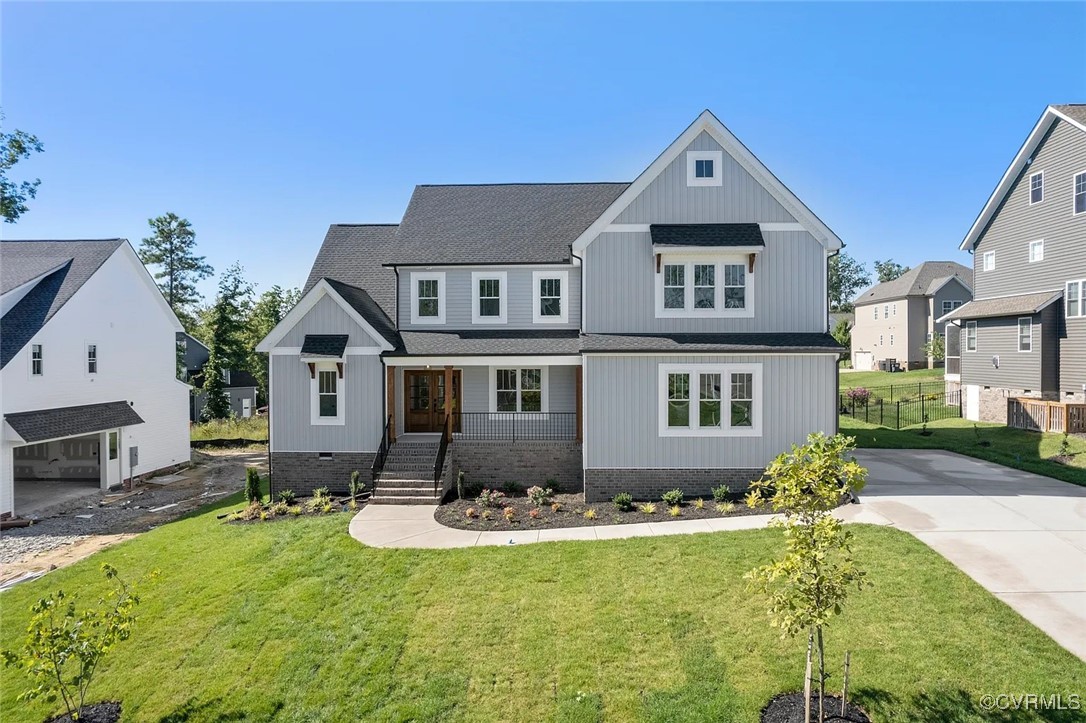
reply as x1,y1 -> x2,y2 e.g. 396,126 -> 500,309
453,412 -> 578,441
841,381 -> 947,404
840,387 -> 961,430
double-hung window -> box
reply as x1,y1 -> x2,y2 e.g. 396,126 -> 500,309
983,251 -> 995,272
87,344 -> 98,374
1067,280 -> 1084,318
311,363 -> 344,424
965,321 -> 977,352
491,368 -> 546,413
874,306 -> 878,320
410,272 -> 445,324
471,271 -> 507,324
1029,239 -> 1044,263
942,300 -> 963,316
31,344 -> 43,376
657,257 -> 751,317
660,364 -> 761,436
1074,172 -> 1086,215
533,270 -> 569,323
1018,318 -> 1032,352
1029,171 -> 1044,205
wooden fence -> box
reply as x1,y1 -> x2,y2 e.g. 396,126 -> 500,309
1007,398 -> 1086,434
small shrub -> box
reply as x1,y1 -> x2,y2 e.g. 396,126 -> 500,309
529,508 -> 541,519
711,484 -> 730,503
348,470 -> 364,499
638,502 -> 657,515
270,501 -> 289,516
260,510 -> 269,521
584,508 -> 597,520
1059,432 -> 1072,457
661,489 -> 684,506
288,506 -> 302,516
482,509 -> 492,520
320,502 -> 334,514
277,489 -> 296,504
527,485 -> 552,506
305,488 -> 332,514
544,478 -> 560,493
475,489 -> 508,509
502,481 -> 520,495
612,492 -> 634,511
456,470 -> 467,500
845,387 -> 871,405
244,467 -> 262,503
503,506 -> 517,521
465,507 -> 478,519
668,505 -> 682,518
550,502 -> 562,513
715,501 -> 735,514
313,486 -> 330,500
239,501 -> 264,521
694,498 -> 705,510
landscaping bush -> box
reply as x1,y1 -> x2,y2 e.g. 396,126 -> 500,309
544,478 -> 561,493
661,489 -> 684,506
711,484 -> 730,503
638,502 -> 657,515
526,485 -> 552,506
244,468 -> 261,503
694,498 -> 705,510
348,470 -> 364,500
845,387 -> 871,405
583,508 -> 597,520
612,492 -> 634,511
502,481 -> 520,496
277,489 -> 296,504
475,489 -> 507,509
668,505 -> 682,517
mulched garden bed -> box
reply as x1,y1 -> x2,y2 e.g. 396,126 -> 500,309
436,491 -> 773,531
47,702 -> 122,723
761,692 -> 870,723
221,494 -> 364,524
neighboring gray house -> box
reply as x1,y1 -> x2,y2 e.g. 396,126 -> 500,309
257,111 -> 844,503
942,104 -> 1086,425
178,333 -> 258,421
850,262 -> 972,371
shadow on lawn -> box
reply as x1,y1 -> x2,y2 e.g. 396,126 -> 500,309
158,697 -> 283,722
855,686 -> 1083,723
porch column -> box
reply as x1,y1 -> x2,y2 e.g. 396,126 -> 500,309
386,365 -> 396,443
575,366 -> 583,443
444,365 -> 453,441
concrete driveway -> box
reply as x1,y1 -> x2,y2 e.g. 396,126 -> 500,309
854,449 -> 1086,661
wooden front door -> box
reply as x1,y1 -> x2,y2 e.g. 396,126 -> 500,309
404,370 -> 461,433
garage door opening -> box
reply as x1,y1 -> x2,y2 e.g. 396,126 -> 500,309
13,433 -> 105,516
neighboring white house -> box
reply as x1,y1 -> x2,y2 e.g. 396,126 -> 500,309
1,239 -> 191,518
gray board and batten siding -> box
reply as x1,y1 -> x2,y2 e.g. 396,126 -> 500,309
275,294 -> 381,349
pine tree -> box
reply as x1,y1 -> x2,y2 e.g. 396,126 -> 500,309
246,285 -> 300,405
201,264 -> 254,420
137,213 -> 213,318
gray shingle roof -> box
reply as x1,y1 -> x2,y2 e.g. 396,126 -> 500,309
385,183 -> 629,265
854,261 -> 972,305
940,290 -> 1062,323
1053,104 -> 1086,126
300,334 -> 349,357
324,279 -> 400,348
303,225 -> 400,319
581,332 -> 844,354
5,400 -> 145,443
394,330 -> 582,356
1,239 -> 125,369
650,223 -> 764,247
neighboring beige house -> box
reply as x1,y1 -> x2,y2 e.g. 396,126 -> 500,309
850,261 -> 972,371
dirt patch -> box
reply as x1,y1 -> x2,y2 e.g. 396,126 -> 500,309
46,702 -> 121,723
761,692 -> 869,723
435,492 -> 771,531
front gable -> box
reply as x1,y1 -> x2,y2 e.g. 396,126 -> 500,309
256,280 -> 395,353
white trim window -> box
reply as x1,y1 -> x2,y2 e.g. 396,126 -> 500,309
86,343 -> 98,374
1029,171 -> 1044,205
873,306 -> 878,320
982,251 -> 995,272
892,303 -> 897,317
471,271 -> 507,324
533,270 -> 569,324
889,334 -> 894,346
655,256 -> 752,318
490,367 -> 548,413
659,363 -> 761,437
879,334 -> 883,346
1028,239 -> 1044,263
965,321 -> 977,352
686,150 -> 723,187
30,343 -> 43,376
1018,317 -> 1032,352
410,272 -> 446,325
1074,171 -> 1086,215
310,363 -> 345,425
942,300 -> 964,316
1067,280 -> 1084,318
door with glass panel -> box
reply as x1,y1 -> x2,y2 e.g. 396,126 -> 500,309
404,370 -> 461,432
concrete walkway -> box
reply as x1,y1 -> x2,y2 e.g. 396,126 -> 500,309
853,449 -> 1086,662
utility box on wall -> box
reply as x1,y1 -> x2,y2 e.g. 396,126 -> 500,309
129,446 -> 139,469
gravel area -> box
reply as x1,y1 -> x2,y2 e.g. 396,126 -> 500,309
0,450 -> 264,567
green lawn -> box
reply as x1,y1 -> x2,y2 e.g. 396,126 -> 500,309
3,494 -> 1084,722
842,417 -> 1086,486
190,415 -> 268,442
839,367 -> 944,391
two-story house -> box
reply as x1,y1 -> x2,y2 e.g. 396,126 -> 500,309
1,239 -> 191,518
178,332 -> 259,421
257,111 -> 844,503
942,104 -> 1085,425
850,261 -> 972,371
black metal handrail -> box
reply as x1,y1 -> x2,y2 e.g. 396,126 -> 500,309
452,412 -> 577,441
434,414 -> 451,495
371,415 -> 392,494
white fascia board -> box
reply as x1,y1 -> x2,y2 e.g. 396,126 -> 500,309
572,110 -> 843,254
959,106 -> 1083,251
255,279 -> 394,352
382,355 -> 582,367
2,420 -> 27,444
651,244 -> 763,255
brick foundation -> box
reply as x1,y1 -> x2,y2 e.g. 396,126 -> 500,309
583,468 -> 764,503
270,452 -> 374,498
452,441 -> 583,494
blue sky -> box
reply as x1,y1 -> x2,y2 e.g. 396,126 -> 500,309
3,2 -> 1084,301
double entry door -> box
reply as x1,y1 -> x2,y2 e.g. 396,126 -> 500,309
404,370 -> 461,433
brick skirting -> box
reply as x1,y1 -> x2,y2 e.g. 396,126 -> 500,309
270,452 -> 374,498
452,441 -> 583,494
583,468 -> 764,503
